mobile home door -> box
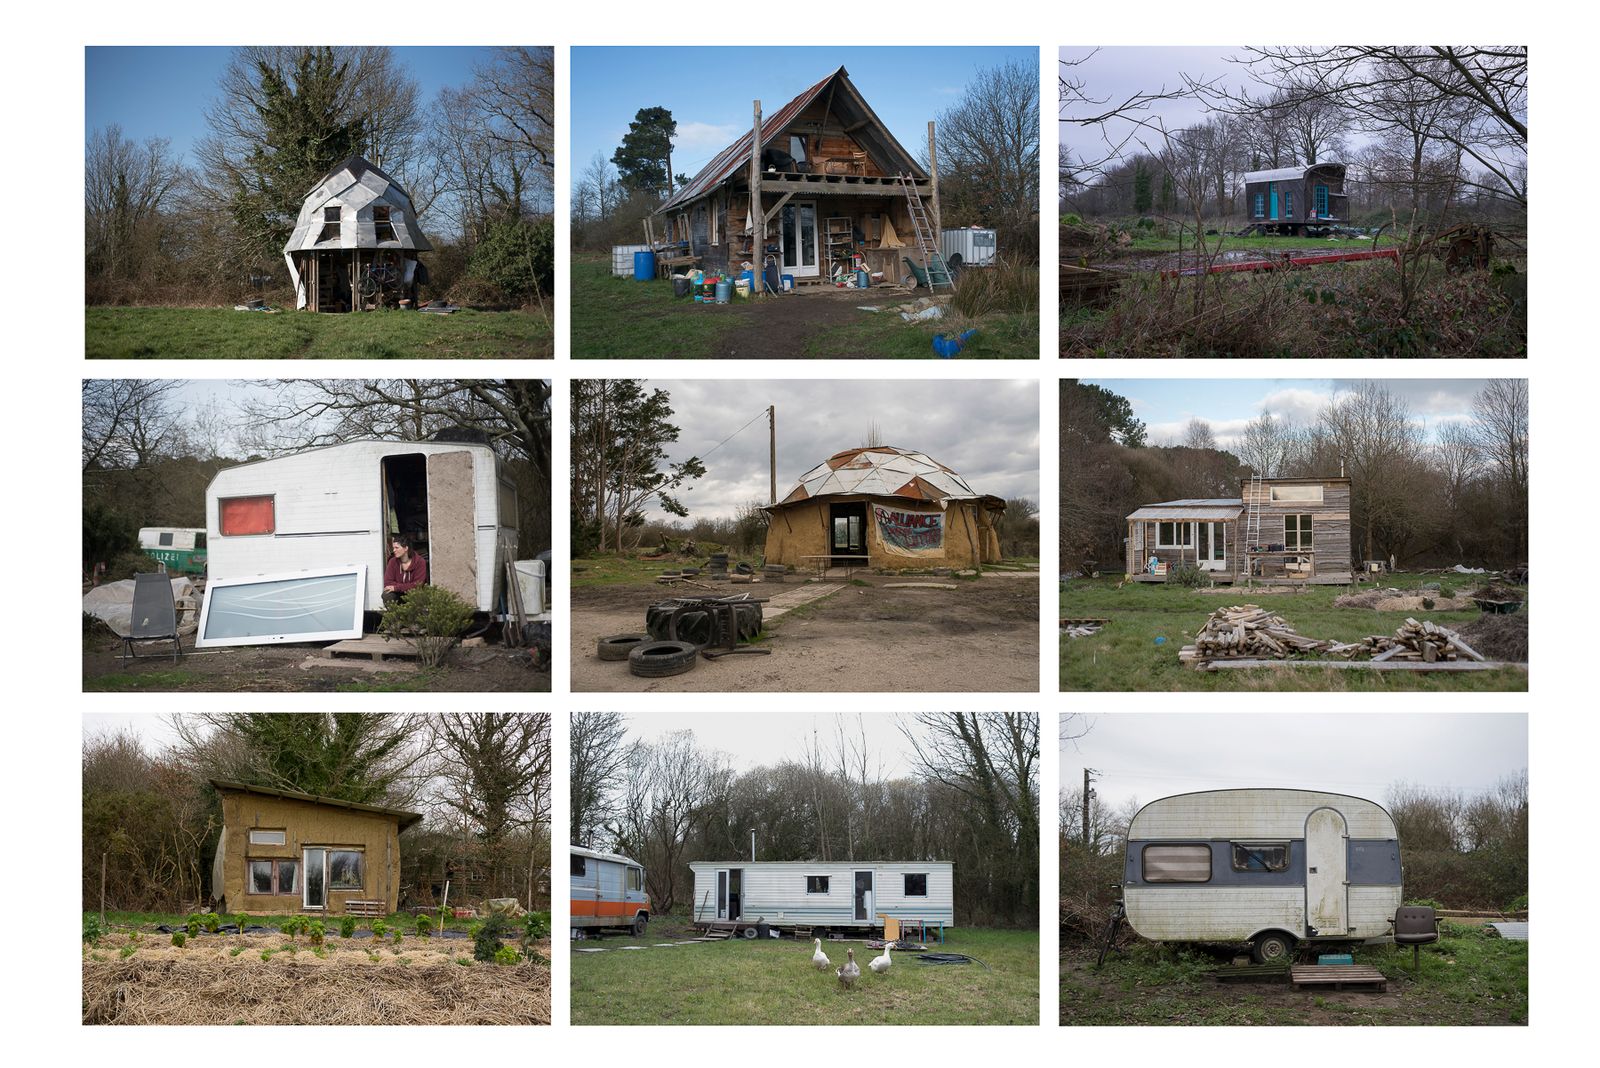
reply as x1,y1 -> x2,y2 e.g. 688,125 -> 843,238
1305,807 -> 1349,936
853,871 -> 874,922
427,451 -> 479,603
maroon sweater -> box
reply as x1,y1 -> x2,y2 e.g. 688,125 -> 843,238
383,552 -> 428,593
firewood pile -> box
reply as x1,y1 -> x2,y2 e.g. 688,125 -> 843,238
1180,606 -> 1490,667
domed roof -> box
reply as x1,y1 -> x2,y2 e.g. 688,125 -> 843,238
775,446 -> 982,506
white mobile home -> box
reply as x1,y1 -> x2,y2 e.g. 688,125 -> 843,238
570,846 -> 651,937
688,860 -> 954,934
198,440 -> 519,646
1122,788 -> 1403,963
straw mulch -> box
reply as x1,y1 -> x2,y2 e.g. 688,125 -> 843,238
83,938 -> 550,1025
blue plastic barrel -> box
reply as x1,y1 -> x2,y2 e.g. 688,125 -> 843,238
633,250 -> 656,281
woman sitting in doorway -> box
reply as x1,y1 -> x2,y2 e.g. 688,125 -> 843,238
382,535 -> 429,605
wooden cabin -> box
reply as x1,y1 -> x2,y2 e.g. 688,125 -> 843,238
1241,163 -> 1349,235
283,156 -> 431,311
1125,476 -> 1353,585
209,780 -> 422,916
651,67 -> 940,288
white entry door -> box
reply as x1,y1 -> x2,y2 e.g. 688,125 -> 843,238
1199,522 -> 1227,571
1305,808 -> 1349,936
780,201 -> 820,277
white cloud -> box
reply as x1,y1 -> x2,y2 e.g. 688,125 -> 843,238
673,121 -> 743,165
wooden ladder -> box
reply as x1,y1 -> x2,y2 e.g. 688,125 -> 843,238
897,174 -> 953,290
1244,471 -> 1265,577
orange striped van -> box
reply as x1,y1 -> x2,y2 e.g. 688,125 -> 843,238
571,845 -> 651,938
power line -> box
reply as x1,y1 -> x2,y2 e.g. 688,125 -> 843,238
699,407 -> 771,463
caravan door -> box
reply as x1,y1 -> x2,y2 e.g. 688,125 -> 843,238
426,451 -> 479,604
853,871 -> 874,922
1305,807 -> 1350,936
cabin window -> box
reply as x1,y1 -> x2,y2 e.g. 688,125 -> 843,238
318,206 -> 341,243
806,876 -> 830,894
1284,189 -> 1296,218
1284,514 -> 1314,551
1156,522 -> 1193,549
789,135 -> 807,163
1253,193 -> 1265,219
627,867 -> 644,892
1269,484 -> 1323,503
248,829 -> 287,846
248,858 -> 299,895
1314,185 -> 1329,216
709,194 -> 720,244
571,854 -> 587,876
1231,843 -> 1290,873
158,532 -> 175,546
327,850 -> 364,891
1141,844 -> 1212,883
373,205 -> 396,242
904,874 -> 929,897
195,532 -> 207,550
218,495 -> 275,536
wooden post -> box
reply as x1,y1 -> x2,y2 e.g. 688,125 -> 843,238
927,120 -> 941,237
768,405 -> 777,504
100,852 -> 107,927
1081,769 -> 1094,847
750,100 -> 764,298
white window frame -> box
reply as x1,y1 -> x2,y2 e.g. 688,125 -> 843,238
1284,514 -> 1314,551
196,565 -> 367,649
1156,521 -> 1194,549
1270,484 -> 1324,503
248,829 -> 287,846
805,875 -> 830,895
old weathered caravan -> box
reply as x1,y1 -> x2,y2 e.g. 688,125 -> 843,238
1121,788 -> 1403,963
688,860 -> 954,935
570,846 -> 651,937
137,527 -> 207,574
1126,475 -> 1353,585
197,439 -> 519,646
1241,162 -> 1350,235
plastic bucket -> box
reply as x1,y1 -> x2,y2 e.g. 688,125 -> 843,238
740,269 -> 755,293
633,250 -> 656,281
782,274 -> 794,292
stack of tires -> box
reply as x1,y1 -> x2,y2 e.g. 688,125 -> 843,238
762,563 -> 787,584
705,552 -> 730,582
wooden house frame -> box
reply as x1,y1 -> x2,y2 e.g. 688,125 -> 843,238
650,67 -> 940,290
283,156 -> 432,312
1125,476 -> 1353,585
1241,163 -> 1350,235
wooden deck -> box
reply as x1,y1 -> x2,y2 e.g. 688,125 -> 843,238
1290,964 -> 1387,991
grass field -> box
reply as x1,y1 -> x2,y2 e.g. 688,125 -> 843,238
1061,922 -> 1527,1025
1061,573 -> 1528,691
570,255 -> 1038,359
572,927 -> 1039,1025
86,306 -> 553,359
570,554 -> 699,589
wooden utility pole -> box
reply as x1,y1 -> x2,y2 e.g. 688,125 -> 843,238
750,101 -> 765,299
768,405 -> 777,504
1082,769 -> 1097,848
927,120 -> 942,236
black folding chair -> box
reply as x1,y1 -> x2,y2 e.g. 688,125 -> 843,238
122,572 -> 182,663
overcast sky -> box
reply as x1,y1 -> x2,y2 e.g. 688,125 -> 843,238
1087,378 -> 1506,450
627,379 -> 1039,523
1060,46 -> 1248,160
83,713 -> 184,752
1060,712 -> 1527,812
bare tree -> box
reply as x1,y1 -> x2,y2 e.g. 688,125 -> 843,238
82,379 -> 186,471
429,713 -> 551,901
1238,409 -> 1295,477
936,60 -> 1040,259
570,712 -> 633,846
85,125 -> 186,285
1471,379 -> 1529,560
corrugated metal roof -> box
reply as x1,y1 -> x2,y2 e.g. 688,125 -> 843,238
1242,162 -> 1346,185
1128,505 -> 1241,521
659,67 -> 927,214
772,446 -> 983,507
1156,498 -> 1241,507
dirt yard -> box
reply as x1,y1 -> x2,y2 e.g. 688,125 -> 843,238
83,931 -> 551,1024
83,629 -> 551,693
572,570 -> 1039,692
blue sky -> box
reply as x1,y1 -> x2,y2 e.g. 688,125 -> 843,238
85,46 -> 496,166
1087,379 -> 1501,449
570,46 -> 1037,191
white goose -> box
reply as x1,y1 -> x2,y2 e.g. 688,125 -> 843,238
869,943 -> 893,975
836,948 -> 860,989
810,937 -> 831,971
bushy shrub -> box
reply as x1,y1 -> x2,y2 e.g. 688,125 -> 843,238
379,584 -> 475,668
339,916 -> 357,939
83,502 -> 138,573
1169,563 -> 1205,588
523,911 -> 551,948
464,218 -> 554,306
950,262 -> 1040,318
83,915 -> 104,946
473,914 -> 512,963
415,914 -> 433,938
493,944 -> 521,966
171,932 -> 186,948
308,920 -> 326,947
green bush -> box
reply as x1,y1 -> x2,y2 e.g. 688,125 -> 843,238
1169,563 -> 1205,588
379,584 -> 475,669
232,913 -> 249,936
83,915 -> 104,946
202,914 -> 221,934
1063,213 -> 1082,225
171,932 -> 186,948
473,914 -> 512,963
415,914 -> 433,938
370,918 -> 390,939
339,916 -> 357,939
493,944 -> 521,966
522,911 -> 550,948
308,920 -> 326,947
464,218 -> 554,306
950,261 -> 1040,318
184,914 -> 202,938
83,502 -> 138,573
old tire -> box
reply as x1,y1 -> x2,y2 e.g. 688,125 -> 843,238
628,640 -> 699,678
632,915 -> 648,937
741,926 -> 759,939
597,633 -> 649,661
1251,931 -> 1295,964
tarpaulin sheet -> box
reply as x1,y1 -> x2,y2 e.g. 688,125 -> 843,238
83,577 -> 198,637
873,505 -> 945,556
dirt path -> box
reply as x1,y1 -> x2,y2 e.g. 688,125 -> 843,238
713,289 -> 894,359
572,573 -> 1039,692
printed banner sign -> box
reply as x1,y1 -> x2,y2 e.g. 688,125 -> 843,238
873,505 -> 945,556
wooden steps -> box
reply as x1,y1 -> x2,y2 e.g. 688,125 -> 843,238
1290,964 -> 1387,991
322,636 -> 420,662
1211,964 -> 1290,984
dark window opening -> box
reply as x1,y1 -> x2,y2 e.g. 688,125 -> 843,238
904,873 -> 928,897
158,532 -> 174,546
1231,843 -> 1290,873
327,850 -> 364,891
806,875 -> 830,894
248,858 -> 299,895
318,205 -> 341,243
374,205 -> 396,242
571,854 -> 587,876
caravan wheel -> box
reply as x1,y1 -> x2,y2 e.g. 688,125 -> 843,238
632,915 -> 648,937
1251,931 -> 1296,964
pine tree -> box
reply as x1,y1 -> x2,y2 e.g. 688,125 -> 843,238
611,107 -> 677,197
1132,160 -> 1153,214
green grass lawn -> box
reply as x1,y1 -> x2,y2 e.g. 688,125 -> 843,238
572,928 -> 1038,1025
86,306 -> 553,359
1061,573 -> 1528,692
1062,922 -> 1526,1025
571,554 -> 704,589
570,255 -> 1037,359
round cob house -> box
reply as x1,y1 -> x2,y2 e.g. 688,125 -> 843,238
283,156 -> 431,311
763,446 -> 1005,571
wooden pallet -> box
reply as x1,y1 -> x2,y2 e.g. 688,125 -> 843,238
1290,964 -> 1387,991
1211,964 -> 1290,984
322,636 -> 420,662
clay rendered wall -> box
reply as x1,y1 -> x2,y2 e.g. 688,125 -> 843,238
216,792 -> 404,915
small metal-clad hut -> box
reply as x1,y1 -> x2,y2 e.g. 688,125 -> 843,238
283,155 -> 432,311
763,446 -> 1004,571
